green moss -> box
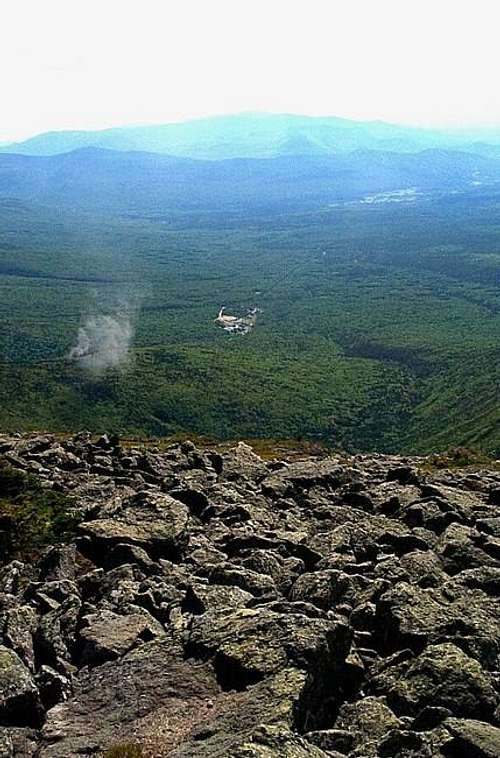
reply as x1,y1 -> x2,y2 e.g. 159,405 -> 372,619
0,464 -> 79,561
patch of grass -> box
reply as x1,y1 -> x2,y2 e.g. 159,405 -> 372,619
101,744 -> 144,758
422,446 -> 498,471
0,464 -> 80,562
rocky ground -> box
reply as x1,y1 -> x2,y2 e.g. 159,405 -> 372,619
0,433 -> 499,757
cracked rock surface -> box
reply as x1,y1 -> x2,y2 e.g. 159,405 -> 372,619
0,433 -> 499,756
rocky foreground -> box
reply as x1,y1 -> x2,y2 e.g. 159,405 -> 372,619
0,434 -> 500,757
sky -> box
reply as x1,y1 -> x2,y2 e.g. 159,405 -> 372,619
2,0 -> 500,142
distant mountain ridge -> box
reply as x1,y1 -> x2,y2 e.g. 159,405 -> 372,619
3,112 -> 500,159
1,146 -> 500,214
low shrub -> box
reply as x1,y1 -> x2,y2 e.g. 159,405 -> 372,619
424,446 -> 494,470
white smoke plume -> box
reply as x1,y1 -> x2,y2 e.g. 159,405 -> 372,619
69,308 -> 135,373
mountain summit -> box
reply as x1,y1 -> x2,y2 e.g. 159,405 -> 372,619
3,112 -> 500,159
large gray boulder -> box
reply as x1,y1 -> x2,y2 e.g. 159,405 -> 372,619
387,643 -> 498,718
186,608 -> 351,683
78,609 -> 165,666
443,718 -> 500,757
0,646 -> 42,727
231,724 -> 331,757
79,490 -> 189,558
39,638 -> 219,756
335,696 -> 402,756
376,582 -> 500,667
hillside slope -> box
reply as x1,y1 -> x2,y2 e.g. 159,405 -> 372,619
1,146 -> 500,213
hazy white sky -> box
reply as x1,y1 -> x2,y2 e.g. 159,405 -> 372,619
2,0 -> 500,141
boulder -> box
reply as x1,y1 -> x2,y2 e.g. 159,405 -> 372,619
377,728 -> 430,757
78,609 -> 165,666
39,638 -> 219,757
387,643 -> 498,718
186,608 -> 351,688
375,582 -> 500,667
261,460 -> 346,499
36,665 -> 72,710
219,442 -> 268,482
79,490 -> 189,558
182,583 -> 252,614
437,523 -> 499,574
0,646 -> 42,727
38,546 -> 76,583
304,729 -> 355,754
398,550 -> 447,588
36,595 -> 81,668
40,648 -> 317,757
336,696 -> 402,756
443,718 -> 500,758
0,562 -> 27,596
0,605 -> 38,671
290,570 -> 353,611
445,566 -> 500,597
210,565 -> 277,598
231,724 -> 331,757
0,727 -> 39,757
